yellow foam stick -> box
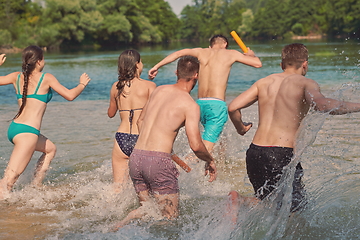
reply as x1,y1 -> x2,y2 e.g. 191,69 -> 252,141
230,31 -> 248,53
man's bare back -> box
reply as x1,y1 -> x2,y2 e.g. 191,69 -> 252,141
149,35 -> 262,101
195,47 -> 255,100
248,73 -> 315,148
148,35 -> 262,151
113,56 -> 216,230
136,84 -> 200,153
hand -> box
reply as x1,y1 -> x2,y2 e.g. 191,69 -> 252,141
238,122 -> 252,136
244,48 -> 255,57
205,160 -> 217,182
0,54 -> 6,66
148,67 -> 158,80
79,73 -> 91,86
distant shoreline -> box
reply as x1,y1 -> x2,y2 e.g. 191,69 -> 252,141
291,34 -> 323,40
0,47 -> 23,54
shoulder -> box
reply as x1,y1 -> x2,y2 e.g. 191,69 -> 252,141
183,97 -> 199,116
255,74 -> 277,85
140,78 -> 156,88
180,92 -> 197,107
111,81 -> 118,88
11,71 -> 21,78
43,72 -> 57,81
3,71 -> 20,83
224,49 -> 242,56
179,47 -> 204,56
286,74 -> 318,87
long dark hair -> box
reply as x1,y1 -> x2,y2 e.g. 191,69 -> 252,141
116,49 -> 140,98
14,45 -> 44,119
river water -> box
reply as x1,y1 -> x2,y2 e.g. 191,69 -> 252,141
0,39 -> 359,239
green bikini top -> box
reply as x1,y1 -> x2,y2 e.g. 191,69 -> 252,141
16,73 -> 53,103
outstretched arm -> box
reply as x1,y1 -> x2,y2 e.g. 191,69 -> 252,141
313,97 -> 360,115
305,80 -> 360,115
148,48 -> 201,80
0,54 -> 6,66
48,73 -> 91,101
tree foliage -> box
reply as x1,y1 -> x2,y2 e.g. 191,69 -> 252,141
0,0 -> 180,48
0,0 -> 358,49
180,0 -> 360,40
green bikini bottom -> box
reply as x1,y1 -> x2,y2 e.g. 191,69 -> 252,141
7,121 -> 40,144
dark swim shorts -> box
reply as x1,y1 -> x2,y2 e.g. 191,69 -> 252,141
129,149 -> 180,195
246,143 -> 306,212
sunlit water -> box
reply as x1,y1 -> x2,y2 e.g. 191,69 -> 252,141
0,39 -> 359,239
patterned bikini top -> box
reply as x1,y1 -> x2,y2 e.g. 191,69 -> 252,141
119,108 -> 143,134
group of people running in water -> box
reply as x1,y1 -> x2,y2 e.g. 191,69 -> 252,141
1,35 -> 360,229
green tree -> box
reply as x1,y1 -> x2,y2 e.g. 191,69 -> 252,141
96,0 -> 134,43
237,9 -> 254,36
180,0 -> 246,40
42,0 -> 103,46
250,0 -> 288,38
285,0 -> 316,36
180,5 -> 202,40
316,0 -> 360,36
134,0 -> 180,41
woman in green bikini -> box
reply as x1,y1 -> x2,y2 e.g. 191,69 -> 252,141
0,46 -> 91,199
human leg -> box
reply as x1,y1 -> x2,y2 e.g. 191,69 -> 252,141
154,193 -> 179,220
112,140 -> 129,191
0,133 -> 38,197
196,99 -> 228,154
113,190 -> 151,230
225,191 -> 259,225
32,134 -> 56,187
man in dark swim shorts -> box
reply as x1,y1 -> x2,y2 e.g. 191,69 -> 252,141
113,56 -> 217,229
246,144 -> 305,212
228,43 -> 360,213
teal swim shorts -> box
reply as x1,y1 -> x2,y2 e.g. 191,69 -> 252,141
196,98 -> 228,143
7,121 -> 40,144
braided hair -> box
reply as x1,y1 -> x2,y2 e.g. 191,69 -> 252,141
116,50 -> 141,98
14,45 -> 44,119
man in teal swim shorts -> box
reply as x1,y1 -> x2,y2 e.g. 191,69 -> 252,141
149,35 -> 262,152
196,97 -> 228,143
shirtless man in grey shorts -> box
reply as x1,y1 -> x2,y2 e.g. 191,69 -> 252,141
113,56 -> 217,229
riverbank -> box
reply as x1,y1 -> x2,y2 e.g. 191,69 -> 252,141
0,46 -> 22,54
292,34 -> 324,39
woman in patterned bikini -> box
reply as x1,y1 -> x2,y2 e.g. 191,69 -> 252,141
108,50 -> 156,192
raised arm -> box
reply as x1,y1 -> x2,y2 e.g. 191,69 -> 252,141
0,55 -> 17,86
228,83 -> 258,135
0,54 -> 6,66
148,48 -> 201,80
232,48 -> 262,68
185,102 -> 217,182
48,73 -> 91,101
